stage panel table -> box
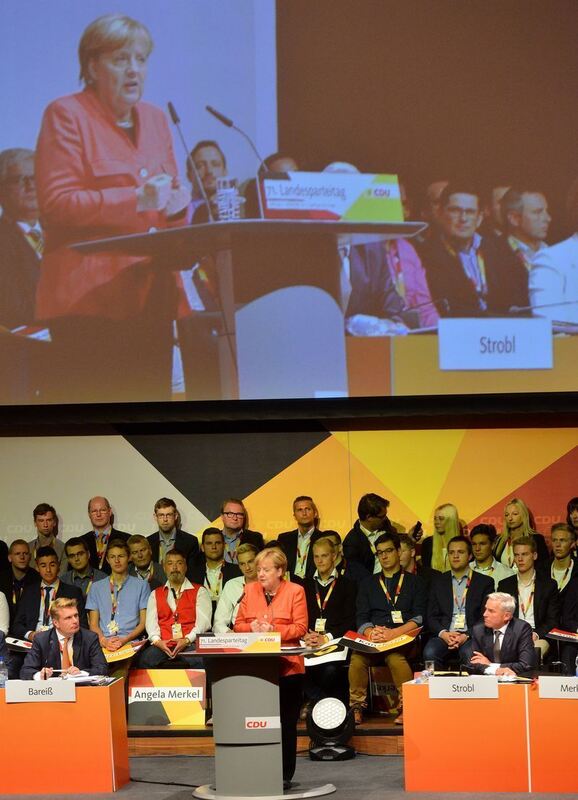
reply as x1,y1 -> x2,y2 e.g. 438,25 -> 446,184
528,684 -> 577,793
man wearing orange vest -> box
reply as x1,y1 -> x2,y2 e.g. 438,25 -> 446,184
139,549 -> 212,668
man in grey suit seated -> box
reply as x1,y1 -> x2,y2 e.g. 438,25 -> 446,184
469,592 -> 535,676
20,597 -> 107,679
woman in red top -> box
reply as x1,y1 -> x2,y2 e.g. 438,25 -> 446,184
235,547 -> 307,786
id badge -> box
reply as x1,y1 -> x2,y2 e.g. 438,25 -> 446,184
171,622 -> 183,639
454,613 -> 466,630
107,620 -> 119,634
315,618 -> 326,633
391,610 -> 403,624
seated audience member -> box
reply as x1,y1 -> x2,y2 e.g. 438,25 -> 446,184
567,496 -> 578,538
188,528 -> 241,617
13,547 -> 85,641
128,534 -> 165,588
20,598 -> 107,680
302,537 -> 357,712
82,496 -> 129,574
219,498 -> 264,563
493,497 -> 550,568
497,537 -> 560,662
529,177 -> 578,325
349,532 -> 426,724
0,148 -> 43,330
469,592 -> 535,676
550,523 -> 577,596
213,543 -> 259,633
398,533 -> 438,595
0,589 -> 8,635
148,497 -> 199,566
61,537 -> 107,597
501,187 -> 551,271
323,530 -> 369,583
470,524 -> 515,588
139,549 -> 211,668
28,503 -> 65,572
420,183 -> 528,317
420,503 -> 461,571
0,540 -> 40,626
560,575 -> 578,674
424,536 -> 493,669
382,237 -> 439,328
278,496 -> 324,581
86,540 -> 150,653
343,493 -> 396,577
188,139 -> 227,222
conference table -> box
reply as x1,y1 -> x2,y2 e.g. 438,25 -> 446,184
403,677 -> 577,793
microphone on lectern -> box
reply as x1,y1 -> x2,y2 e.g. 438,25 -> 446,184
167,100 -> 214,222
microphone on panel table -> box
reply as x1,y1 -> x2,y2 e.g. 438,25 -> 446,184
205,104 -> 267,219
167,101 -> 215,222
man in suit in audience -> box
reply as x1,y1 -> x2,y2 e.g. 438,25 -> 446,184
29,503 -> 65,572
128,534 -> 165,589
343,494 -> 396,578
219,498 -> 264,563
560,574 -> 578,675
498,537 -> 560,663
278,496 -> 323,581
0,539 -> 40,627
20,597 -> 107,679
424,536 -> 493,669
549,523 -> 577,598
148,497 -> 199,567
470,524 -> 515,589
398,533 -> 439,596
349,532 -> 426,725
188,528 -> 241,619
82,496 -> 129,574
61,537 -> 107,598
468,592 -> 535,675
301,537 -> 357,713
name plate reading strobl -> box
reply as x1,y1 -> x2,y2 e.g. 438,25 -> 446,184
428,676 -> 499,699
538,676 -> 578,698
438,318 -> 552,371
5,679 -> 76,703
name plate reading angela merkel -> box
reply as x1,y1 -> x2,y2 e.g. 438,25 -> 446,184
538,676 -> 578,698
196,633 -> 281,654
5,679 -> 76,703
428,676 -> 498,699
438,318 -> 552,371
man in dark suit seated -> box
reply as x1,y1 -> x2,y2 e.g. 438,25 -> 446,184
559,575 -> 578,675
302,537 -> 357,713
349,532 -> 426,725
343,493 -> 396,579
469,592 -> 535,676
187,528 -> 241,620
219,498 -> 264,564
128,535 -> 165,589
82,496 -> 129,574
278,496 -> 323,581
497,537 -> 560,664
550,523 -> 577,599
61,537 -> 106,599
20,597 -> 107,679
0,539 -> 40,628
148,497 -> 199,567
423,536 -> 493,669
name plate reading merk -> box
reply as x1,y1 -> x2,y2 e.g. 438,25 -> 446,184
196,633 -> 281,654
438,318 -> 552,371
538,676 -> 578,699
5,679 -> 76,703
428,676 -> 498,699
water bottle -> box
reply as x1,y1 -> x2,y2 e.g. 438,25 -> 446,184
0,657 -> 8,688
215,177 -> 244,221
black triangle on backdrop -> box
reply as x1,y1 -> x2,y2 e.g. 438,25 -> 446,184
123,429 -> 331,522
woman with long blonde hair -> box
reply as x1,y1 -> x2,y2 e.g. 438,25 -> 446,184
493,497 -> 549,568
420,503 -> 461,571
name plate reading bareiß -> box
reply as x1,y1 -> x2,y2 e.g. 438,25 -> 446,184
428,676 -> 499,699
438,317 -> 552,371
538,676 -> 578,699
5,679 -> 76,703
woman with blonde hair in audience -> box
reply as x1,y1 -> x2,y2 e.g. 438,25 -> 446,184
494,497 -> 549,568
420,503 -> 461,571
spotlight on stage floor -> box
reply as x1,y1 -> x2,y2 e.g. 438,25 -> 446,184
306,697 -> 356,761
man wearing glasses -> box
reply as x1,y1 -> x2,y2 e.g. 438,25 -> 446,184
219,498 -> 264,564
148,497 -> 199,567
420,183 -> 527,317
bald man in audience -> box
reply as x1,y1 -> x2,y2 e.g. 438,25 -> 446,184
82,496 -> 129,574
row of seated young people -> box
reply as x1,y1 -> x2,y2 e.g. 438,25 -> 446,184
1,494 -> 577,721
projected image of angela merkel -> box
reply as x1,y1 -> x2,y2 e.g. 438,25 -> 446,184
35,13 -> 188,403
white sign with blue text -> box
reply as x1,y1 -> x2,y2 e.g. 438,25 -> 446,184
438,318 -> 552,371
